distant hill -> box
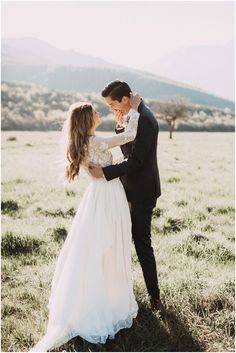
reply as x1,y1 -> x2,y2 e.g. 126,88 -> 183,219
2,37 -> 235,111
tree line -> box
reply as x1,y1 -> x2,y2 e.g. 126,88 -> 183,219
2,81 -> 235,137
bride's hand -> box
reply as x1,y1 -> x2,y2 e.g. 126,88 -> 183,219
114,110 -> 125,127
130,92 -> 141,111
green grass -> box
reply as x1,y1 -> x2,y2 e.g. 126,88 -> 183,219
1,131 -> 235,352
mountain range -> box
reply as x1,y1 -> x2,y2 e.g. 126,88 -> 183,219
143,40 -> 235,101
2,37 -> 234,111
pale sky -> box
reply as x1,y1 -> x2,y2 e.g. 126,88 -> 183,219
2,0 -> 235,69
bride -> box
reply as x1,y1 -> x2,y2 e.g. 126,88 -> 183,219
30,94 -> 141,352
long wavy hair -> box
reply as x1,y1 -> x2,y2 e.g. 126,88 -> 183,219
63,102 -> 94,182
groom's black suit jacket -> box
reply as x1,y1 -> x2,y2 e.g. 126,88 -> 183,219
102,101 -> 161,206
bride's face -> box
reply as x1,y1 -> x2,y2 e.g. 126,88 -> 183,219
92,108 -> 101,128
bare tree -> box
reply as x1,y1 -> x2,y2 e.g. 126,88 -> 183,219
151,96 -> 190,139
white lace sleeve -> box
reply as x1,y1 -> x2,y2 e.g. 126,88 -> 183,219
94,108 -> 140,150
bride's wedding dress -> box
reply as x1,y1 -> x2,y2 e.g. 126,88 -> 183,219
30,109 -> 139,352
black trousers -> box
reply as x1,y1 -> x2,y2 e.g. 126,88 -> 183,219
130,202 -> 160,299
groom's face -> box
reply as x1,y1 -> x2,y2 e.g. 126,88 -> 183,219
104,96 -> 130,114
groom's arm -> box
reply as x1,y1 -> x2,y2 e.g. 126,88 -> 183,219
102,117 -> 153,181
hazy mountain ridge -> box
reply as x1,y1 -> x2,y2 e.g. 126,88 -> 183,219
2,37 -> 116,68
2,37 -> 201,87
2,37 -> 235,111
144,40 -> 235,101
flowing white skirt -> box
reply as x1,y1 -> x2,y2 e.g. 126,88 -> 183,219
30,178 -> 138,352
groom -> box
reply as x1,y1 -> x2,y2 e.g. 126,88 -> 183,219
89,80 -> 162,311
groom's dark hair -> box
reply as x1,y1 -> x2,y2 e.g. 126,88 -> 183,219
101,80 -> 132,102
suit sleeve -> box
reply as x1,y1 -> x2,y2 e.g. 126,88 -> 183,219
120,140 -> 133,158
102,116 -> 154,181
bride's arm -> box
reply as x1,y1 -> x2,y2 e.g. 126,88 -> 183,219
94,93 -> 141,149
95,109 -> 140,149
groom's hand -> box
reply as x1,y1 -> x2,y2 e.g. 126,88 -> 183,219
89,164 -> 104,178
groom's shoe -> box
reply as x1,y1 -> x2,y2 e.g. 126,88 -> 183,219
150,296 -> 162,312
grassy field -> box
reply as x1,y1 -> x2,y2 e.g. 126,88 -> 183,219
1,131 -> 235,352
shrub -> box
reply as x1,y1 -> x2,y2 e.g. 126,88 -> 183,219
1,200 -> 19,214
51,227 -> 68,242
1,231 -> 44,256
37,207 -> 76,218
152,208 -> 164,218
191,232 -> 209,242
7,136 -> 17,141
196,212 -> 207,221
207,206 -> 235,215
167,177 -> 181,183
163,217 -> 187,234
173,236 -> 235,264
176,200 -> 188,207
65,190 -> 77,197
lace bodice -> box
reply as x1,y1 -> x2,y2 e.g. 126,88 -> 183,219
82,108 -> 139,173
